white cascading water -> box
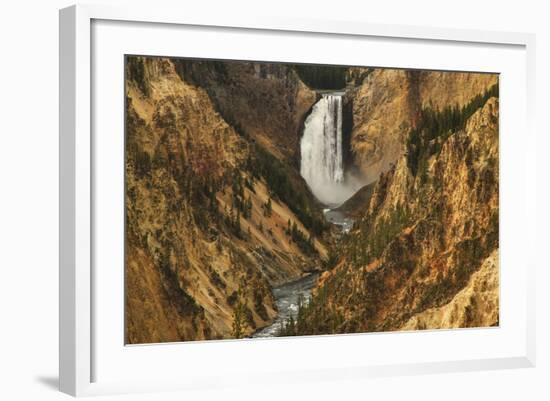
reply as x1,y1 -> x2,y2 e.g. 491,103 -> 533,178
301,92 -> 355,206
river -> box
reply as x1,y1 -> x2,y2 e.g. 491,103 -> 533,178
324,208 -> 354,234
251,207 -> 354,338
254,89 -> 356,338
252,273 -> 319,338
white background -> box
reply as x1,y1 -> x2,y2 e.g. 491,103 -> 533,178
0,0 -> 547,400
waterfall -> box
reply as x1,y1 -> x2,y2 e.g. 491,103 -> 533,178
301,92 -> 354,206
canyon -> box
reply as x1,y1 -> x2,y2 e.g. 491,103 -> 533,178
125,56 -> 499,343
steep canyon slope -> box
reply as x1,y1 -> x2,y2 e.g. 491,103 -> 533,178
125,57 -> 326,343
288,79 -> 499,335
347,68 -> 498,182
172,59 -> 318,164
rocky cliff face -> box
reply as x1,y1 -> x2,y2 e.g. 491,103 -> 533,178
173,59 -> 318,165
125,57 -> 499,342
294,92 -> 499,334
347,69 -> 498,182
401,249 -> 499,330
125,57 -> 326,343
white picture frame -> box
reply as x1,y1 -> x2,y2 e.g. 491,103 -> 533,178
59,4 -> 536,397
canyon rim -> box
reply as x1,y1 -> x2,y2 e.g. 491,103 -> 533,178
124,56 -> 499,344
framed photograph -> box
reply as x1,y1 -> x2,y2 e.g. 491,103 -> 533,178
59,4 -> 536,396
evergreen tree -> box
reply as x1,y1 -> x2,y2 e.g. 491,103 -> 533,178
263,198 -> 272,217
231,297 -> 247,339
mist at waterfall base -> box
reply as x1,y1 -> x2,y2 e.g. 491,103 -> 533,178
300,92 -> 364,207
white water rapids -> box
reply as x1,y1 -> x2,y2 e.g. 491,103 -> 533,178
300,92 -> 358,206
